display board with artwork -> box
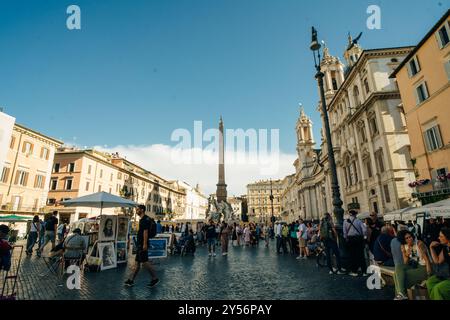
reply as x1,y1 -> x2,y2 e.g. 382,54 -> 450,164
148,238 -> 167,259
98,242 -> 117,271
116,241 -> 127,263
98,215 -> 117,242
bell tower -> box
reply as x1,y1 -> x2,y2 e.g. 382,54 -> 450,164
344,33 -> 363,68
319,43 -> 345,105
296,106 -> 316,174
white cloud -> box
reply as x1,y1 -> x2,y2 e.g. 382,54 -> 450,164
94,144 -> 296,196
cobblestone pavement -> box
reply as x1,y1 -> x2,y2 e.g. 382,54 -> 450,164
2,240 -> 393,300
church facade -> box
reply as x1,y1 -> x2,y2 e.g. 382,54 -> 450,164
284,37 -> 419,220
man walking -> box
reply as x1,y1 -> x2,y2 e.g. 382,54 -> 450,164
40,211 -> 58,255
275,222 -> 282,254
319,213 -> 344,274
206,219 -> 218,257
343,210 -> 368,277
124,205 -> 159,288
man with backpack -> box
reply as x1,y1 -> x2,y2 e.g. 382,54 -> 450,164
40,211 -> 59,255
319,213 -> 344,275
124,205 -> 159,288
343,210 -> 368,277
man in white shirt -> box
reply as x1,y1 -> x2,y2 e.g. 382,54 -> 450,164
343,210 -> 368,276
275,222 -> 283,254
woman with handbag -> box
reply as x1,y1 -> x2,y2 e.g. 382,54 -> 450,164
393,231 -> 432,300
426,228 -> 450,300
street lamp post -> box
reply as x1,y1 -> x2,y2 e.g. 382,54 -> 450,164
310,27 -> 345,233
269,179 -> 274,225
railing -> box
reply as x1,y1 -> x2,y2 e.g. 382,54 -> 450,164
411,178 -> 450,198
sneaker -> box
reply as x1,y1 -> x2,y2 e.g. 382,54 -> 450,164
362,273 -> 369,277
124,279 -> 135,287
349,272 -> 359,277
302,256 -> 308,260
147,278 -> 160,288
394,293 -> 408,300
213,253 -> 216,257
336,270 -> 345,275
329,270 -> 335,275
208,253 -> 212,257
296,256 -> 301,260
332,267 -> 338,273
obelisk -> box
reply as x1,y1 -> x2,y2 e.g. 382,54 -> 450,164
216,116 -> 227,202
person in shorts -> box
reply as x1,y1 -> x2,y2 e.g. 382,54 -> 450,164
124,205 -> 159,288
40,211 -> 58,255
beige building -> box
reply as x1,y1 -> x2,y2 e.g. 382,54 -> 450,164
280,174 -> 299,222
247,179 -> 282,222
0,122 -> 62,234
47,148 -> 186,223
391,10 -> 450,205
172,181 -> 208,221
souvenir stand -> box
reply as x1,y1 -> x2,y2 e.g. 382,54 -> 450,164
62,192 -> 137,271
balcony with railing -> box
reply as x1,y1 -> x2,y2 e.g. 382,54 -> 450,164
0,203 -> 46,214
410,176 -> 450,201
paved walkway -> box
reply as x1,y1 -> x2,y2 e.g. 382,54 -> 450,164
2,240 -> 393,300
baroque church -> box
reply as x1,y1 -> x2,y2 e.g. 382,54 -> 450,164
282,36 -> 419,221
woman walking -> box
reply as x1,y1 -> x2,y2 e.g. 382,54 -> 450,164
220,221 -> 230,256
244,224 -> 251,246
26,215 -> 40,256
232,223 -> 238,246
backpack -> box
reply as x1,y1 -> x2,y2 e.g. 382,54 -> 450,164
282,225 -> 289,237
319,219 -> 332,240
148,217 -> 157,239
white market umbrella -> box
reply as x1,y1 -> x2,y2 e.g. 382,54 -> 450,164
62,191 -> 137,215
407,198 -> 450,218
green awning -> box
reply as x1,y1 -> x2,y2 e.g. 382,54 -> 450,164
0,214 -> 31,222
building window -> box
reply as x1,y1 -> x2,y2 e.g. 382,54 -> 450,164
368,115 -> 379,136
118,172 -> 122,180
65,179 -> 73,191
47,198 -> 56,205
0,167 -> 10,183
88,165 -> 92,175
68,163 -> 75,173
34,175 -> 45,189
100,169 -> 103,178
14,170 -> 29,186
54,163 -> 60,173
50,179 -> 58,191
383,185 -> 391,203
353,85 -> 361,107
415,82 -> 429,104
332,78 -> 338,91
9,136 -> 15,149
436,22 -> 450,48
424,125 -> 443,152
375,150 -> 385,173
98,185 -> 102,192
408,56 -> 421,77
22,142 -> 34,155
353,161 -> 359,183
110,173 -> 113,182
86,181 -> 90,191
364,78 -> 370,94
366,161 -> 373,178
40,147 -> 50,160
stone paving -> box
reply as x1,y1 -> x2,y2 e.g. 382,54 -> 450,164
1,240 -> 393,300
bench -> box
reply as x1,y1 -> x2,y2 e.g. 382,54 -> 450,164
379,265 -> 395,287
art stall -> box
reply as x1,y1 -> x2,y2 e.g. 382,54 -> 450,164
63,192 -> 136,272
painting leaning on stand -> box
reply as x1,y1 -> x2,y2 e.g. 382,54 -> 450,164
124,205 -> 159,288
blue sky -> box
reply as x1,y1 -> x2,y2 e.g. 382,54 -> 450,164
0,0 -> 448,152
0,1 -> 448,194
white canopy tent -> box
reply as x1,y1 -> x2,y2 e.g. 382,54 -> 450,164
62,191 -> 137,215
406,198 -> 450,219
